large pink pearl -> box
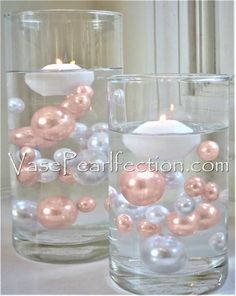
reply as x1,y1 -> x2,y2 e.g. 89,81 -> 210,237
76,85 -> 94,98
59,169 -> 76,184
76,197 -> 96,213
31,106 -> 75,141
61,94 -> 91,116
19,146 -> 36,163
10,126 -> 43,147
17,165 -> 38,186
116,214 -> 132,233
203,182 -> 219,202
197,141 -> 219,161
119,164 -> 166,206
166,212 -> 199,236
184,176 -> 205,197
104,197 -> 110,211
136,219 -> 161,237
37,196 -> 78,229
195,203 -> 220,230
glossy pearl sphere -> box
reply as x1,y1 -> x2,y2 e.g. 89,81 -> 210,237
87,131 -> 109,152
31,106 -> 75,141
37,196 -> 78,229
136,219 -> 162,237
203,182 -> 219,202
36,158 -> 59,183
10,126 -> 43,148
53,148 -> 78,168
116,214 -> 132,233
8,97 -> 25,113
140,235 -> 187,274
16,147 -> 41,164
73,149 -> 108,185
38,138 -> 58,149
195,203 -> 220,230
163,171 -> 184,189
145,205 -> 169,224
209,232 -> 226,252
166,212 -> 199,236
117,199 -> 148,220
90,122 -> 108,133
184,176 -> 205,197
119,164 -> 166,206
197,140 -> 219,161
76,197 -> 96,213
175,195 -> 196,216
62,94 -> 91,115
69,122 -> 90,147
17,165 -> 38,186
58,168 -> 76,184
12,200 -> 38,230
76,85 -> 94,98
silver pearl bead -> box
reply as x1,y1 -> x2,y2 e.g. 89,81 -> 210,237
116,194 -> 147,220
69,122 -> 90,148
140,235 -> 187,274
72,149 -> 108,185
145,205 -> 169,224
209,232 -> 226,252
53,148 -> 78,168
8,97 -> 25,113
88,131 -> 109,152
164,171 -> 184,189
175,194 -> 196,216
12,200 -> 38,231
90,122 -> 108,133
36,158 -> 59,183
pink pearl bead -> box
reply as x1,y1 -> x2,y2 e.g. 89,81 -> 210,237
119,164 -> 166,206
76,85 -> 94,98
104,197 -> 110,211
116,214 -> 132,233
184,176 -> 205,197
10,126 -> 43,148
19,146 -> 36,163
195,203 -> 220,230
136,219 -> 162,237
31,106 -> 75,141
76,197 -> 96,213
203,182 -> 219,202
166,211 -> 199,236
17,165 -> 38,186
38,138 -> 58,148
62,94 -> 91,116
59,169 -> 76,184
37,196 -> 78,229
197,141 -> 219,161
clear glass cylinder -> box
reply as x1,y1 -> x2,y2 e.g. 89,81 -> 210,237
108,74 -> 229,294
5,10 -> 123,263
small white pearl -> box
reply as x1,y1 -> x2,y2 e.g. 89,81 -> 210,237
209,232 -> 226,252
12,200 -> 38,231
90,122 -> 108,133
70,122 -> 90,148
175,194 -> 196,216
36,158 -> 59,183
140,235 -> 187,274
145,205 -> 169,224
53,148 -> 78,168
164,171 -> 185,189
8,97 -> 25,113
88,131 -> 109,152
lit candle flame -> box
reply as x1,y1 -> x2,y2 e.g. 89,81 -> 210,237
170,104 -> 175,112
56,58 -> 63,64
160,114 -> 167,122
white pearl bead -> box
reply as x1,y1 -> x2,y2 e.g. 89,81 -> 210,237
12,200 -> 38,231
53,148 -> 78,168
116,194 -> 147,220
36,158 -> 59,183
90,122 -> 108,133
175,194 -> 196,216
145,205 -> 169,224
69,122 -> 90,148
140,235 -> 187,274
8,97 -> 25,113
209,232 -> 226,252
88,131 -> 109,152
72,149 -> 108,185
164,171 -> 185,189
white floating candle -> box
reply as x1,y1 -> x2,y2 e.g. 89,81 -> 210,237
123,115 -> 200,160
24,59 -> 94,96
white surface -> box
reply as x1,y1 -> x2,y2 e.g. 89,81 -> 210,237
1,196 -> 235,295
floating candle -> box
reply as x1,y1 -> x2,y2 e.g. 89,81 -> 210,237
123,115 -> 200,160
24,59 -> 94,96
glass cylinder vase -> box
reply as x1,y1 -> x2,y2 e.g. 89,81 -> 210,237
107,74 -> 229,294
5,10 -> 123,263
